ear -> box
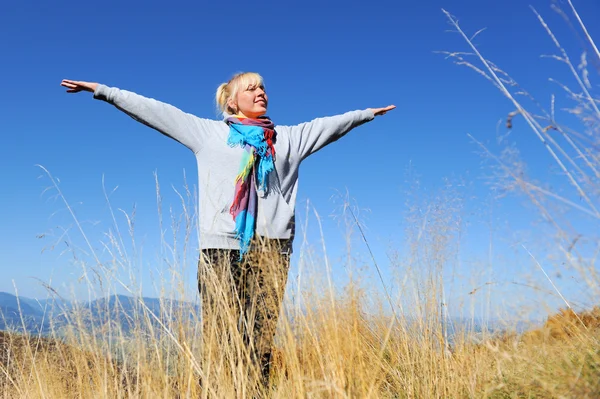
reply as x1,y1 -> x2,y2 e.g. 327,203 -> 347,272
227,98 -> 237,113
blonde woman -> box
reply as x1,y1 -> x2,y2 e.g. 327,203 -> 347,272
61,73 -> 395,388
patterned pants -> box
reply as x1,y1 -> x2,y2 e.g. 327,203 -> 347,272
197,241 -> 290,388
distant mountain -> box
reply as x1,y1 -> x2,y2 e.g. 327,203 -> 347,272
0,292 -> 199,336
0,292 -> 52,333
18,296 -> 62,313
0,292 -> 542,340
77,294 -> 200,334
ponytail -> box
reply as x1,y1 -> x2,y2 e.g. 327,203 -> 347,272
215,82 -> 231,114
215,72 -> 265,116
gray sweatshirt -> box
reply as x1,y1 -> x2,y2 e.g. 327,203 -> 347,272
93,85 -> 375,253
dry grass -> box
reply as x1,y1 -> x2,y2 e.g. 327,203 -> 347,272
0,293 -> 598,398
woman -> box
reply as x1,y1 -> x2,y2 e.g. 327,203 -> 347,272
61,73 -> 395,389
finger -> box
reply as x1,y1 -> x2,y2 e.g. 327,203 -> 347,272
374,105 -> 396,116
63,83 -> 82,92
61,80 -> 79,87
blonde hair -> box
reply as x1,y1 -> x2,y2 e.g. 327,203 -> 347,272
216,72 -> 264,115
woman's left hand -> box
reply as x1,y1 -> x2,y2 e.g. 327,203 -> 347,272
369,105 -> 396,116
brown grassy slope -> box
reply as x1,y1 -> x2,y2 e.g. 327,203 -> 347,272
0,306 -> 598,398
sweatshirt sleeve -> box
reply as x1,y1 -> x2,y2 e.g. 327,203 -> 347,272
93,84 -> 211,154
287,109 -> 375,160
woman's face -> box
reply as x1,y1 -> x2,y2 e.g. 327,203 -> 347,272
233,84 -> 268,118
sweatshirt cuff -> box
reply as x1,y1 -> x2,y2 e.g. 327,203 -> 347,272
361,108 -> 376,121
93,84 -> 112,102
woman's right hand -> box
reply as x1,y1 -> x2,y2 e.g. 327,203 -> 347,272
61,79 -> 98,93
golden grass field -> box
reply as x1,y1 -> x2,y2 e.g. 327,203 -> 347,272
0,294 -> 598,398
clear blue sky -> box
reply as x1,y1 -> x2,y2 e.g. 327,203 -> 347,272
2,0 -> 598,320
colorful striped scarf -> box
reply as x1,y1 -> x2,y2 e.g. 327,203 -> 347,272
225,116 -> 276,256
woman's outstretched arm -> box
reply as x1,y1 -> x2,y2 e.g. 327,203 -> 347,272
61,79 -> 212,154
287,105 -> 395,161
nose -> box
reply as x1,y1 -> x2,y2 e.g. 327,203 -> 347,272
256,90 -> 267,104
